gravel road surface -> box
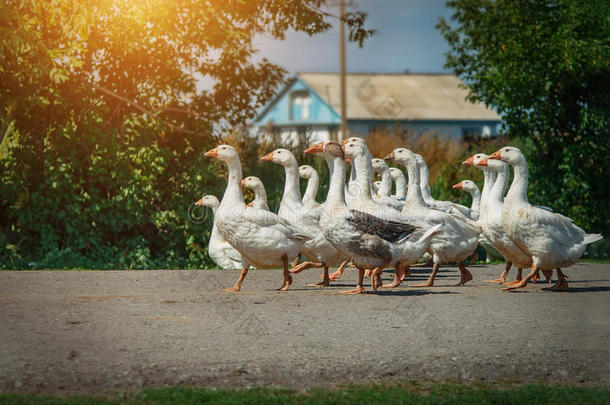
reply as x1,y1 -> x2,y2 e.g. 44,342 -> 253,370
1,263 -> 609,394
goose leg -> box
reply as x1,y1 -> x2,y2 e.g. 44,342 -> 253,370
542,270 -> 553,284
410,260 -> 440,287
531,269 -> 540,283
364,269 -> 372,277
278,255 -> 293,291
502,268 -> 523,285
290,261 -> 323,274
503,263 -> 538,291
548,268 -> 568,291
308,265 -> 330,287
382,263 -> 402,288
221,268 -> 248,292
455,262 -> 473,286
341,267 -> 366,294
400,264 -> 410,280
328,259 -> 350,281
485,261 -> 512,283
291,254 -> 300,267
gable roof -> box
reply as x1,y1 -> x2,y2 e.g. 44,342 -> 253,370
297,72 -> 500,121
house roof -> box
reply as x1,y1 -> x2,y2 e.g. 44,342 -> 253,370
296,72 -> 501,121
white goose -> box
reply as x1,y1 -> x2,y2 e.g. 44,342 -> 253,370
462,153 -> 505,267
299,165 -> 322,210
371,158 -> 404,210
261,148 -> 347,286
488,146 -> 602,290
309,141 -> 439,294
387,148 -> 480,287
204,145 -> 311,291
451,180 -> 481,220
194,195 -> 242,270
473,156 -> 552,285
241,176 -> 269,211
416,154 -> 471,217
343,137 -> 436,286
389,167 -> 407,202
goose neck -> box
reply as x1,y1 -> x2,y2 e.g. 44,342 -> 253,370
506,160 -> 529,204
220,157 -> 245,207
303,174 -> 319,204
378,168 -> 392,197
280,161 -> 303,206
326,156 -> 347,205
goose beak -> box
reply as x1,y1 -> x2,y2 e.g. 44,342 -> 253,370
452,183 -> 462,189
384,152 -> 395,161
195,198 -> 204,206
489,150 -> 502,160
462,156 -> 474,165
345,157 -> 351,164
341,139 -> 349,146
260,152 -> 274,161
204,147 -> 218,158
247,201 -> 253,207
240,179 -> 246,187
305,143 -> 324,154
477,158 -> 489,167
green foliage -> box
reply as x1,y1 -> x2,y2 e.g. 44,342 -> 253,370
0,1 -> 371,269
438,0 -> 610,237
2,382 -> 610,404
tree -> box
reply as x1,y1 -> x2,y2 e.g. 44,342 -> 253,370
0,0 -> 374,268
438,0 -> 610,239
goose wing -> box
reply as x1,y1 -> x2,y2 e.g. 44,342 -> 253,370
347,209 -> 417,243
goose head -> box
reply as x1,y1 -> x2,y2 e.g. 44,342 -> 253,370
370,158 -> 388,174
453,180 -> 478,193
260,148 -> 297,167
305,141 -> 344,159
299,165 -> 316,179
241,176 -> 263,191
204,144 -> 239,162
341,136 -> 366,146
489,146 -> 526,166
384,147 -> 416,166
342,139 -> 368,160
389,167 -> 402,180
462,152 -> 488,166
389,167 -> 408,188
195,194 -> 220,209
477,155 -> 506,172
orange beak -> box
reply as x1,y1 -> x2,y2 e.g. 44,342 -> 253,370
305,143 -> 324,154
462,156 -> 474,166
477,157 -> 489,167
204,147 -> 218,158
260,152 -> 274,161
384,152 -> 395,160
195,198 -> 204,206
452,183 -> 463,189
341,139 -> 349,146
247,201 -> 253,207
489,150 -> 502,160
345,157 -> 351,164
240,179 -> 246,187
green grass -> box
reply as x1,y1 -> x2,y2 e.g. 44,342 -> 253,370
2,382 -> 609,405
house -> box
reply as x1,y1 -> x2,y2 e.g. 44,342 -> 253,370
252,72 -> 502,143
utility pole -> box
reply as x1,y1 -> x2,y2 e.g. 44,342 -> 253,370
339,0 -> 347,141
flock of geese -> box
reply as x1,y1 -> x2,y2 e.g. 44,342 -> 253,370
195,138 -> 602,294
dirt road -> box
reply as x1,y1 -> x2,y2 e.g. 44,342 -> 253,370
1,263 -> 609,394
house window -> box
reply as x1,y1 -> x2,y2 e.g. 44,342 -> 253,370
290,90 -> 311,121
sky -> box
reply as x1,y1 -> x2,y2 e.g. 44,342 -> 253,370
253,0 -> 454,75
